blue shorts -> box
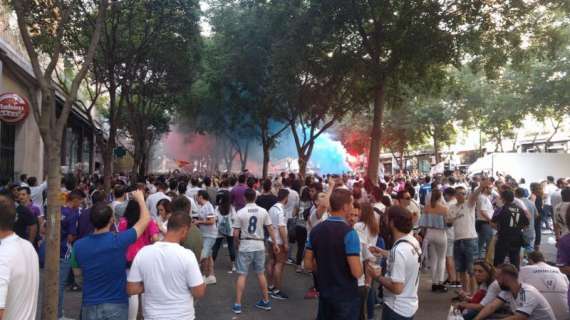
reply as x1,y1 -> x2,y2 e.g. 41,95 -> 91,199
454,238 -> 478,274
236,250 -> 265,275
201,237 -> 217,259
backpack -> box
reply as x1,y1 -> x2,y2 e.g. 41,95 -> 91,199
218,215 -> 232,236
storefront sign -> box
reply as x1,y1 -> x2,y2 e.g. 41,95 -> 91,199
0,92 -> 30,123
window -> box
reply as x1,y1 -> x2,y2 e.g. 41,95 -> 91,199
0,122 -> 15,179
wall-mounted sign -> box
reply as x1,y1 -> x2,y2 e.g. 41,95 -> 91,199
0,92 -> 30,123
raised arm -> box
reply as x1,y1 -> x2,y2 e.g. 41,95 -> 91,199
131,190 -> 151,238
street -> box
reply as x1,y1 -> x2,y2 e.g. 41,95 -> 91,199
56,232 -> 557,320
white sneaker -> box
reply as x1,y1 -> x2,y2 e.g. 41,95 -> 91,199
205,275 -> 217,285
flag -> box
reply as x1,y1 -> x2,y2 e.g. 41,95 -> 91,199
175,160 -> 190,168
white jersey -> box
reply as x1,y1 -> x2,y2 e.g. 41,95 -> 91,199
0,234 -> 39,320
481,281 -> 502,306
128,242 -> 203,320
498,283 -> 556,320
234,203 -> 272,252
384,234 -> 422,318
268,202 -> 287,245
197,202 -> 217,238
519,263 -> 569,320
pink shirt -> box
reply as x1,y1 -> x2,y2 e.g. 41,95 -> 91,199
118,218 -> 159,262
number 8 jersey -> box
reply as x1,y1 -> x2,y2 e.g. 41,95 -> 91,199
235,203 -> 272,252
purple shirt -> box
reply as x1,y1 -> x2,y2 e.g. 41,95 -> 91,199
27,204 -> 41,218
77,208 -> 94,240
61,207 -> 79,259
557,233 -> 570,309
230,184 -> 248,211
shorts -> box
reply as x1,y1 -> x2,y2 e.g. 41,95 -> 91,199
236,250 -> 265,275
201,237 -> 217,259
446,237 -> 454,257
268,244 -> 288,263
454,238 -> 478,274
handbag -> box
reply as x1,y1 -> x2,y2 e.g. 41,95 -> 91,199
447,305 -> 464,320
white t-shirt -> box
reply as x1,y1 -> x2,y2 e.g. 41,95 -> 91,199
354,221 -> 379,286
30,181 -> 47,216
268,203 -> 287,245
0,234 -> 39,320
519,263 -> 569,320
476,194 -> 493,221
498,283 -> 556,320
184,195 -> 200,217
449,201 -> 478,240
234,203 -> 272,252
127,242 -> 204,320
481,281 -> 502,306
384,234 -> 422,318
284,188 -> 300,219
544,184 -> 557,206
185,187 -> 202,202
198,202 -> 217,238
146,192 -> 171,219
307,206 -> 328,234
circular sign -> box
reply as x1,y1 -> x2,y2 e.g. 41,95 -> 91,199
0,92 -> 30,123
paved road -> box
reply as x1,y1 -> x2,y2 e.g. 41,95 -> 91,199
56,232 -> 558,320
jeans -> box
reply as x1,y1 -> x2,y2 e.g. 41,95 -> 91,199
82,303 -> 128,320
454,238 -> 478,274
59,258 -> 72,318
494,244 -> 521,269
212,235 -> 236,262
476,222 -> 493,259
295,225 -> 307,265
382,304 -> 414,320
367,286 -> 377,319
286,218 -> 296,261
317,295 -> 360,320
543,205 -> 553,229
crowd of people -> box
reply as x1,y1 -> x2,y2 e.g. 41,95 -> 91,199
0,170 -> 569,320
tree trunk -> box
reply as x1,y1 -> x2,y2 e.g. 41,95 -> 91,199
262,141 -> 270,179
433,135 -> 440,163
41,140 -> 63,320
298,155 -> 308,178
240,142 -> 249,171
366,85 -> 385,184
103,89 -> 117,193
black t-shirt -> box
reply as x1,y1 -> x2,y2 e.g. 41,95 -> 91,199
14,205 -> 38,240
492,203 -> 529,246
256,194 -> 277,212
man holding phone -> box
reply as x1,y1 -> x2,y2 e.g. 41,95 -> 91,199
367,206 -> 421,320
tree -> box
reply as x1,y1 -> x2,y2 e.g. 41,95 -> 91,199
456,68 -> 526,152
197,0 -> 291,177
272,1 -> 364,178
312,0 -> 558,182
11,1 -> 108,318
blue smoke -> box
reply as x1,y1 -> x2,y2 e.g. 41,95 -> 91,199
271,126 -> 350,174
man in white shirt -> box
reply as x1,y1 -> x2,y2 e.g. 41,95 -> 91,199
146,181 -> 171,219
475,263 -> 556,320
111,184 -> 128,221
543,176 -> 557,230
27,177 -> 47,216
267,189 -> 289,300
283,180 -> 300,263
449,186 -> 482,293
127,212 -> 206,320
195,190 -> 217,285
232,189 -> 279,314
476,182 -> 494,259
178,183 -> 199,218
186,177 -> 203,202
368,206 -> 422,319
0,196 -> 39,320
520,252 -> 569,320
